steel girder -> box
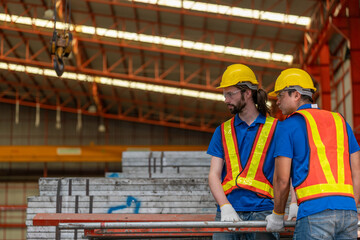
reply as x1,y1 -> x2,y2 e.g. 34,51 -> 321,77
0,80 -> 228,133
84,0 -> 317,33
348,0 -> 360,139
303,0 -> 360,140
0,0 -> 316,133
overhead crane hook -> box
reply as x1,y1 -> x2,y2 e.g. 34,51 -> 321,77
50,0 -> 72,77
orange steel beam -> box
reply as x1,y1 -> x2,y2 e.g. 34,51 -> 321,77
0,223 -> 26,228
0,146 -> 208,163
84,0 -> 316,32
0,204 -> 27,229
348,0 -> 360,140
0,38 -> 281,92
0,24 -> 290,71
3,1 -> 303,49
1,59 -> 228,133
33,213 -> 295,238
319,44 -> 331,110
0,205 -> 27,211
303,0 -> 360,139
72,8 -> 301,46
0,74 -> 229,119
302,0 -> 345,66
4,0 -> 315,33
67,37 -> 290,71
314,0 -> 360,140
0,29 -> 39,102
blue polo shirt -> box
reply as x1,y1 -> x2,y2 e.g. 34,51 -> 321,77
207,113 -> 276,212
274,104 -> 360,220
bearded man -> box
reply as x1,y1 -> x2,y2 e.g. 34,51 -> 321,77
207,64 -> 280,240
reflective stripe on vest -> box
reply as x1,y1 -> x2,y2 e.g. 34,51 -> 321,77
221,116 -> 277,197
294,109 -> 353,204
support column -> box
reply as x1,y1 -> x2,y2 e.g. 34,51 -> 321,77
319,45 -> 331,111
348,0 -> 360,140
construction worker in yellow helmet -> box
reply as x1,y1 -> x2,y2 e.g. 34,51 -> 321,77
268,68 -> 317,115
207,63 -> 280,240
266,68 -> 360,240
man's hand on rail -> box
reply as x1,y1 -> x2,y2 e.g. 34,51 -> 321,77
265,211 -> 284,232
287,203 -> 298,220
220,203 -> 241,231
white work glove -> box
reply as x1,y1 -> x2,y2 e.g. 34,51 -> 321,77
287,203 -> 298,220
220,203 -> 241,231
266,211 -> 284,232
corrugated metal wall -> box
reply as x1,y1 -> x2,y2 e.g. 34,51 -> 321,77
0,101 -> 214,239
330,39 -> 354,128
0,102 -> 213,146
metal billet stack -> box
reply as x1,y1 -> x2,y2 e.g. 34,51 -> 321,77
117,151 -> 211,178
26,151 -> 215,240
26,151 -> 293,239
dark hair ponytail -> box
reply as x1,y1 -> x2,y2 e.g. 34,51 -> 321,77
252,89 -> 270,116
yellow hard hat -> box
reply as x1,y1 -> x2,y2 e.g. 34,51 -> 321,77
269,68 -> 317,97
217,64 -> 259,89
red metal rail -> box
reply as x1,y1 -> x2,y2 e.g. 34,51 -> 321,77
0,205 -> 27,229
33,213 -> 216,226
33,213 -> 295,238
0,205 -> 27,211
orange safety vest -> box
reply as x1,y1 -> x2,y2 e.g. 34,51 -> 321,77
221,116 -> 278,198
293,109 -> 354,204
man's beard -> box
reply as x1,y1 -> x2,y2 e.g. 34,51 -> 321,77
227,93 -> 246,114
229,102 -> 246,114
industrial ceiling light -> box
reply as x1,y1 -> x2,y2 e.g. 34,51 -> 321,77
0,61 -> 224,101
128,0 -> 311,26
0,13 -> 294,63
43,9 -> 54,20
15,99 -> 19,124
76,109 -> 82,132
35,102 -> 40,127
87,105 -> 97,113
56,105 -> 61,129
43,0 -> 54,19
98,117 -> 106,133
98,124 -> 106,132
77,26 -> 294,63
0,61 -> 275,106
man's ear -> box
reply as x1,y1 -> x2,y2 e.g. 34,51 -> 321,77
294,91 -> 302,101
245,89 -> 252,99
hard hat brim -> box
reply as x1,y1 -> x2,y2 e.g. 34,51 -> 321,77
216,84 -> 230,89
268,91 -> 277,98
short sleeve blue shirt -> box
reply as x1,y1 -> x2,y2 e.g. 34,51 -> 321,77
274,104 -> 360,219
207,113 -> 276,212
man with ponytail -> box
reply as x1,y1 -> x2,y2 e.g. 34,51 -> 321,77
207,64 -> 280,240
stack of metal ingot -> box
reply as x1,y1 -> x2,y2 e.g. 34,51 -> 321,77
117,151 -> 211,178
26,151 -> 293,239
26,151 -> 215,239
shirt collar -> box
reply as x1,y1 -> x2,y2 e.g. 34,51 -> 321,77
297,103 -> 319,111
234,113 -> 266,126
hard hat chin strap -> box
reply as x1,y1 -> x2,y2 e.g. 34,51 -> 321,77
284,86 -> 313,97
